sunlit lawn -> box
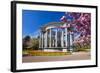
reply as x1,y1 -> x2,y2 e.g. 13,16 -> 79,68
23,47 -> 90,56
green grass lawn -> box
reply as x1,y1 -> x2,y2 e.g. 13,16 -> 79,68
23,46 -> 90,56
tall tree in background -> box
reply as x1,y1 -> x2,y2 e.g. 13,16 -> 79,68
23,35 -> 32,50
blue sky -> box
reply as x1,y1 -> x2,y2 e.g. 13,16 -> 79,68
22,10 -> 65,38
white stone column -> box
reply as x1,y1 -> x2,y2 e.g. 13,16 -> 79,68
61,29 -> 64,47
70,33 -> 73,46
70,32 -> 74,52
49,29 -> 52,47
62,24 -> 68,52
55,29 -> 57,47
44,31 -> 47,48
65,28 -> 67,47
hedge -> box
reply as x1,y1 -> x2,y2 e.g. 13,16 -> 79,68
23,50 -> 71,56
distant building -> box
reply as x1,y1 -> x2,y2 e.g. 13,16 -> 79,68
39,22 -> 74,52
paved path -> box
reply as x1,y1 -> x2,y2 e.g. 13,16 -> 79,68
22,52 -> 90,63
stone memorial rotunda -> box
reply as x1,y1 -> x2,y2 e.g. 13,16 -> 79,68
39,22 -> 74,52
